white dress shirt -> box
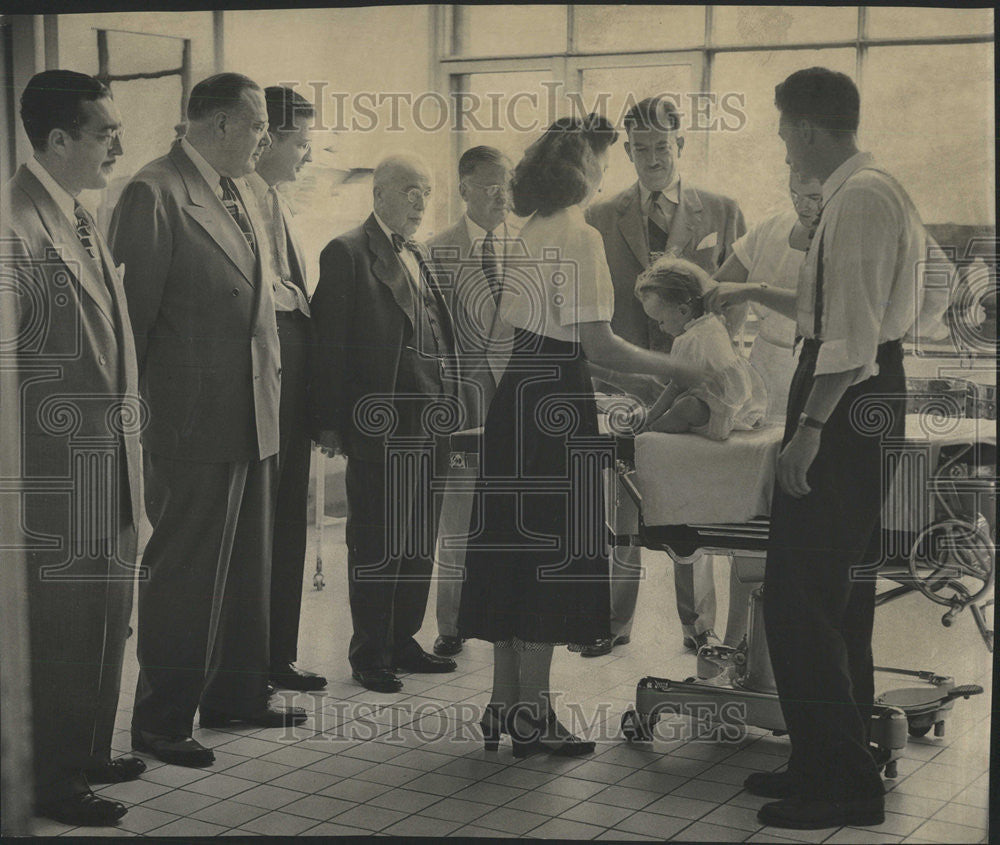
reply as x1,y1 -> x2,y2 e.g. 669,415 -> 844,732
374,213 -> 426,295
26,156 -> 78,225
499,205 -> 614,343
798,152 -> 925,382
639,178 -> 680,231
464,215 -> 508,269
180,138 -> 225,198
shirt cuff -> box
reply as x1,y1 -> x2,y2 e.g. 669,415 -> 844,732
561,305 -> 613,327
814,338 -> 877,384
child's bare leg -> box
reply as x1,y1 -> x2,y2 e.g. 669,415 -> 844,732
650,395 -> 710,433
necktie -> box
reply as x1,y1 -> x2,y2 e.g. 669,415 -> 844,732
74,201 -> 98,261
481,230 -> 502,304
220,177 -> 256,254
809,210 -> 825,338
647,190 -> 668,256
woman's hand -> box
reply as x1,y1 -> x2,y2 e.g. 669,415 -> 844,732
703,282 -> 755,314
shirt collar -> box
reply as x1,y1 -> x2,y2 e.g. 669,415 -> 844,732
464,214 -> 506,244
374,212 -> 408,248
639,176 -> 680,210
26,156 -> 77,223
243,170 -> 270,201
822,151 -> 875,205
181,138 -> 224,192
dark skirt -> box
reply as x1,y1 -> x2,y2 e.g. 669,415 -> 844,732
457,328 -> 612,647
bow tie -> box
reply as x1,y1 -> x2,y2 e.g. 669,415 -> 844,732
391,232 -> 418,254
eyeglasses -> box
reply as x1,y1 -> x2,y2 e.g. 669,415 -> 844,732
78,126 -> 124,148
463,181 -> 509,199
398,187 -> 432,205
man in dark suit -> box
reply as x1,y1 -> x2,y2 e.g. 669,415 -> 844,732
243,86 -> 327,693
311,153 -> 460,693
2,70 -> 143,826
585,96 -> 747,657
426,146 -> 515,657
110,73 -> 305,768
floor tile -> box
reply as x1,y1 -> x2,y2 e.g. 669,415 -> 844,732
228,783 -> 308,810
267,768 -> 342,794
612,811 -> 692,840
367,787 -> 441,814
537,775 -> 609,800
643,792 -> 719,821
326,803 -> 408,831
190,799 -> 270,827
909,818 -> 988,843
590,784 -> 661,810
382,814 -> 464,836
139,788 -> 221,816
115,805 -> 181,834
529,816 -> 606,839
318,778 -> 392,803
296,821 -> 375,837
239,809 -> 324,836
452,781 -> 527,806
353,762 -> 424,787
560,799 -> 634,828
675,820 -> 752,841
452,823 -> 519,837
146,817 -> 229,837
417,797 -> 494,824
474,806 -> 553,835
223,758 -> 297,783
96,778 -> 173,805
180,772 -> 259,799
700,802 -> 765,833
281,793 -> 358,821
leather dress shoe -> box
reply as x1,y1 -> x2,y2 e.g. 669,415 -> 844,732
199,704 -> 307,729
270,662 -> 328,691
580,634 -> 630,657
396,647 -> 456,674
432,635 -> 464,656
84,755 -> 147,784
758,796 -> 885,829
744,768 -> 800,799
353,668 -> 403,693
131,729 -> 215,767
683,629 -> 720,651
38,791 -> 127,826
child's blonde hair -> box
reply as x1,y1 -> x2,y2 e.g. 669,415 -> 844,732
634,256 -> 708,318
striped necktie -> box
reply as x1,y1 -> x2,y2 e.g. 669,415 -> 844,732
74,201 -> 98,261
647,190 -> 669,255
481,230 -> 502,304
220,177 -> 256,254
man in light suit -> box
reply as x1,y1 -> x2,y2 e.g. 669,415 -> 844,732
311,154 -> 461,693
585,96 -> 747,656
110,73 -> 305,768
2,70 -> 143,826
426,146 -> 516,657
243,86 -> 326,693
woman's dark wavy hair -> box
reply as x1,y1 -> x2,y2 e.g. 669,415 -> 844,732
511,113 -> 619,217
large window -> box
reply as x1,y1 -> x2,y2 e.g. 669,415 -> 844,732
439,5 -> 994,227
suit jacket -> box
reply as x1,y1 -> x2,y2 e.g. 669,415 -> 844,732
310,213 -> 467,462
427,218 -> 517,429
109,141 -> 280,463
2,165 -> 142,540
586,179 -> 746,351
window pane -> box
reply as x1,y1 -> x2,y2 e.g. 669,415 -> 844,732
460,71 -> 556,161
713,6 -> 857,46
579,63 -> 700,198
574,5 -> 706,52
867,7 -> 993,39
708,49 -> 856,225
457,5 -> 566,56
860,43 -> 994,225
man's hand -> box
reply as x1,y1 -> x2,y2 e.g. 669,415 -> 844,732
314,429 -> 342,458
776,427 -> 820,498
703,282 -> 754,314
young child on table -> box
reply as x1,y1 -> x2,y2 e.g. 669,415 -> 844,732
635,257 -> 767,440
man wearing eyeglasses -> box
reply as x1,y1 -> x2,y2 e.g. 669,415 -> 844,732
425,146 -> 516,658
110,73 -> 305,770
311,153 -> 461,692
3,69 -> 141,827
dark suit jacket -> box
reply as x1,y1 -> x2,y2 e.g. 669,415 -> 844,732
427,218 -> 518,429
109,142 -> 280,463
586,180 -> 746,351
310,213 -> 466,462
2,165 -> 142,540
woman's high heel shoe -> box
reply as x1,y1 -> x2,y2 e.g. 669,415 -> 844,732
541,709 -> 595,757
479,703 -> 504,752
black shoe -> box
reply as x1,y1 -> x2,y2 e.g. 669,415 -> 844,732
38,791 -> 127,826
199,704 -> 307,729
353,668 -> 403,693
84,755 -> 147,784
131,729 -> 215,768
580,634 -> 630,657
684,629 -> 721,651
508,707 -> 596,759
433,635 -> 464,657
757,796 -> 885,830
395,647 -> 456,674
744,769 -> 801,799
270,663 -> 328,691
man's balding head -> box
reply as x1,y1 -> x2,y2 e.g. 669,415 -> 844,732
373,153 -> 432,238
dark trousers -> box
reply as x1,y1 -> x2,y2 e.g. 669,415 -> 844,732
27,526 -> 135,803
133,452 -> 277,735
270,311 -> 312,668
764,339 -> 905,801
344,451 -> 444,671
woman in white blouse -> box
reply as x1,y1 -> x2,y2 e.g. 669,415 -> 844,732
709,168 -> 823,649
458,115 -> 711,757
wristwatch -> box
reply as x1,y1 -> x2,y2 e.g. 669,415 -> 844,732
798,413 -> 825,431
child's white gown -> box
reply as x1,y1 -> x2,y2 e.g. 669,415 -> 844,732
670,313 -> 768,440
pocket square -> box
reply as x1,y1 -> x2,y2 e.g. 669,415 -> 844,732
696,232 -> 718,250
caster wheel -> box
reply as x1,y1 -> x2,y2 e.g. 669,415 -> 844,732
908,724 -> 932,738
313,572 -> 325,590
934,721 -> 946,738
884,759 -> 898,779
621,709 -> 655,743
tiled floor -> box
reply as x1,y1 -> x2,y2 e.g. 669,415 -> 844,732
30,521 -> 992,839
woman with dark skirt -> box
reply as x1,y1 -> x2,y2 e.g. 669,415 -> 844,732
458,114 -> 712,757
